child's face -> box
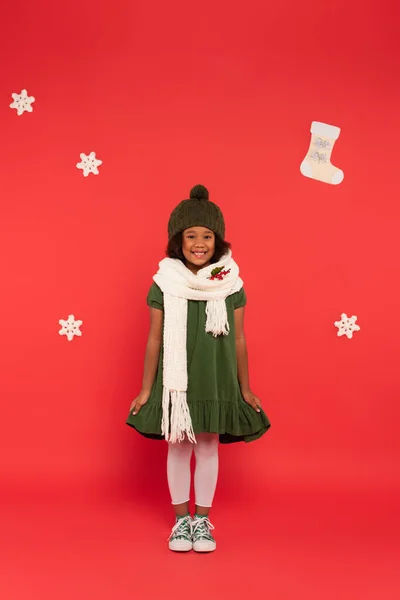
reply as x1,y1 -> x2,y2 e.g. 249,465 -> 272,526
182,226 -> 215,271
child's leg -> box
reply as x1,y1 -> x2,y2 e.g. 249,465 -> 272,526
193,433 -> 219,515
167,437 -> 194,517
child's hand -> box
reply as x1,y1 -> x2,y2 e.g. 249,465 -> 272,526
130,391 -> 150,416
242,390 -> 262,413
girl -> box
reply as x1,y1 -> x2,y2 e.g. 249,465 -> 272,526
126,184 -> 271,553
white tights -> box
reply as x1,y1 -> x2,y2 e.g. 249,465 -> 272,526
167,433 -> 219,508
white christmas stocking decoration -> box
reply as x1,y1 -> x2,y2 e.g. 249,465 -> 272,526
300,121 -> 344,185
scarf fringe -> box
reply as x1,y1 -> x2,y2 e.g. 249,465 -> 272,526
205,299 -> 230,337
161,387 -> 197,444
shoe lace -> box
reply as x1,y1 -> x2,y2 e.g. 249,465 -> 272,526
168,516 -> 192,541
192,516 -> 215,541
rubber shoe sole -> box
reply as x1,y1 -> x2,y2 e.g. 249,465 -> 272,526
169,538 -> 193,552
193,539 -> 216,553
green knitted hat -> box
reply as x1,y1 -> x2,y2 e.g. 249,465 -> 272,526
168,184 -> 225,240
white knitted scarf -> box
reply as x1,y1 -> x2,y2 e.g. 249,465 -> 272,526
153,250 -> 243,444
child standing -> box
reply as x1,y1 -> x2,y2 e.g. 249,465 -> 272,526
126,184 -> 271,552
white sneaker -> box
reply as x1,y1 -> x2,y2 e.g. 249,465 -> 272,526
192,515 -> 216,552
168,515 -> 193,552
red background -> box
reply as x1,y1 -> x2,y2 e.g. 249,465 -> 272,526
1,0 -> 399,598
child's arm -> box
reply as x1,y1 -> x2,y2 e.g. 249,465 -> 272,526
130,307 -> 163,415
234,307 -> 262,413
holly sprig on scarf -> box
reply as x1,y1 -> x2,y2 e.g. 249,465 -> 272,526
209,266 -> 231,281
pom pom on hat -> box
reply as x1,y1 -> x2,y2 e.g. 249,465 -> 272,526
190,184 -> 209,200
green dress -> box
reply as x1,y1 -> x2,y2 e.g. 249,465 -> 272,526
126,283 -> 271,443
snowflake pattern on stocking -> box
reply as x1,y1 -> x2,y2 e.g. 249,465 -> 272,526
76,152 -> 102,176
309,151 -> 328,164
10,89 -> 35,115
334,313 -> 360,339
59,314 -> 83,341
313,137 -> 332,150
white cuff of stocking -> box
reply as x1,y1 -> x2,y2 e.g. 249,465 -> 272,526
310,121 -> 341,140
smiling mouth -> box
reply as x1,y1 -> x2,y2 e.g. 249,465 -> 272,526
192,251 -> 207,259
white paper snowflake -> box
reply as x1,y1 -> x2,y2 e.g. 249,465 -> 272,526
10,89 -> 35,115
334,313 -> 360,339
76,152 -> 102,176
59,314 -> 83,341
